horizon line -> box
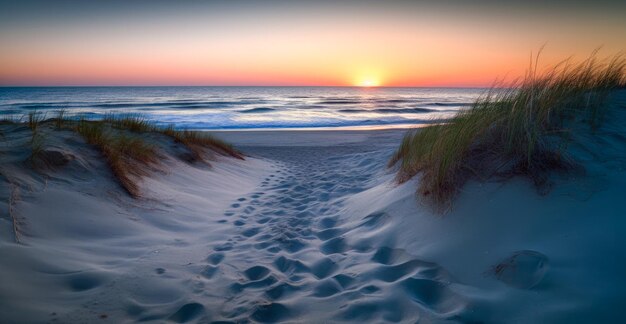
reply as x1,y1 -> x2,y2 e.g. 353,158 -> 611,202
0,85 -> 492,89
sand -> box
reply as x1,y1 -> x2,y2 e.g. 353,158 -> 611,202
1,91 -> 626,323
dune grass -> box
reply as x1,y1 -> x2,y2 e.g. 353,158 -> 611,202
103,113 -> 156,133
3,111 -> 242,199
389,53 -> 626,210
74,119 -> 158,197
100,113 -> 243,161
161,125 -> 244,161
27,111 -> 45,131
54,109 -> 67,129
68,114 -> 242,197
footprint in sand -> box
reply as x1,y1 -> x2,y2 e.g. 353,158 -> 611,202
167,303 -> 205,323
207,253 -> 224,265
491,250 -> 549,289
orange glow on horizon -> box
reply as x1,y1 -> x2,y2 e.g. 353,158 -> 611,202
354,76 -> 381,87
0,3 -> 624,87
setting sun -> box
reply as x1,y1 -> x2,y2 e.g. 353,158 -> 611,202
356,78 -> 381,87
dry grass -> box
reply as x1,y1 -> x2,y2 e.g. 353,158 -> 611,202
71,116 -> 241,197
103,113 -> 156,133
389,52 -> 626,210
27,111 -> 45,131
54,109 -> 67,129
74,119 -> 158,197
3,112 -> 242,198
101,114 -> 243,162
161,126 -> 244,162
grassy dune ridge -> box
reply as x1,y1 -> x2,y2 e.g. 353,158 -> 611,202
389,53 -> 626,209
74,118 -> 159,197
3,113 -> 244,198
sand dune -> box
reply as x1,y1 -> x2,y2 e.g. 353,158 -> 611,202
1,91 -> 626,323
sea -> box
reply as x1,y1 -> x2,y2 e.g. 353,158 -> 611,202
0,87 -> 485,130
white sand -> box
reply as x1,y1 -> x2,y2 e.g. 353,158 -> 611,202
1,91 -> 625,323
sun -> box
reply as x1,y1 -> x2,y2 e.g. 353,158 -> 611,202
355,77 -> 381,87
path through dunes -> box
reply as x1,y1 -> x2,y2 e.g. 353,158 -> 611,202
192,137 -> 480,323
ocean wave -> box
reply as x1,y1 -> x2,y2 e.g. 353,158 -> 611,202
424,102 -> 473,107
0,87 -> 483,130
0,109 -> 22,115
90,101 -> 246,109
338,108 -> 435,114
165,117 -> 449,130
318,100 -> 362,105
240,107 -> 276,113
373,99 -> 418,104
375,108 -> 435,113
15,104 -> 69,110
320,98 -> 436,105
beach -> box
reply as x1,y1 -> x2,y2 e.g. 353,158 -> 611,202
1,90 -> 626,323
2,0 -> 626,322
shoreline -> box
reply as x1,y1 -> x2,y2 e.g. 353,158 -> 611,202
212,127 -> 409,148
203,122 -> 428,132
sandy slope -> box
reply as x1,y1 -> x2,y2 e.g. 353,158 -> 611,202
341,91 -> 626,323
0,126 -> 274,323
1,91 -> 625,323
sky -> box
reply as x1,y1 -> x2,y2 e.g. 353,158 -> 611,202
0,0 -> 625,87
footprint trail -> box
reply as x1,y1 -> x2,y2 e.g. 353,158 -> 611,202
191,145 -> 479,323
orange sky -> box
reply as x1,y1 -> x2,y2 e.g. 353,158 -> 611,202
1,1 -> 624,86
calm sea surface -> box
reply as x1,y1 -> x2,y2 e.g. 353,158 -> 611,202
0,87 -> 486,130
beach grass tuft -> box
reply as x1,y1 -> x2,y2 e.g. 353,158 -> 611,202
74,118 -> 158,197
54,109 -> 67,129
69,115 -> 243,196
103,113 -> 156,133
2,111 -> 242,198
389,52 -> 625,209
98,114 -> 243,162
164,128 -> 244,161
27,111 -> 45,131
